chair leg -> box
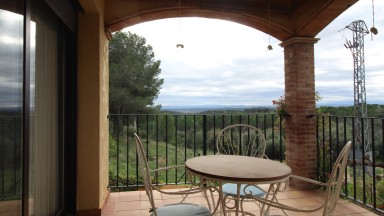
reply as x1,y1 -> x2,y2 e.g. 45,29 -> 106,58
202,189 -> 212,210
241,197 -> 246,215
260,183 -> 288,216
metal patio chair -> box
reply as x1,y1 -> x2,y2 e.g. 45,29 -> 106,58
134,133 -> 216,216
254,141 -> 352,216
216,124 -> 268,212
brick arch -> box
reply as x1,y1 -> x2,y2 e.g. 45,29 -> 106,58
105,9 -> 292,41
104,0 -> 357,42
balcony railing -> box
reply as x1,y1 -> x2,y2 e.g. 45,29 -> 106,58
0,116 -> 22,201
108,113 -> 384,214
0,114 -> 383,214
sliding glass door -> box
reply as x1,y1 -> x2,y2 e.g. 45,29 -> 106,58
0,0 -> 77,215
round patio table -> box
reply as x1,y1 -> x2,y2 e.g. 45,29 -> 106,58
185,155 -> 291,216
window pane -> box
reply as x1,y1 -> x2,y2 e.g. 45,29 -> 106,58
0,2 -> 24,215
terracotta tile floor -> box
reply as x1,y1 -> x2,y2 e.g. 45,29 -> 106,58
101,184 -> 381,216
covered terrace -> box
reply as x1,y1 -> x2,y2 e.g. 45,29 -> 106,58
74,0 -> 379,215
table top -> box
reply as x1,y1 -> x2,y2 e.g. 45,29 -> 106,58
185,155 -> 291,184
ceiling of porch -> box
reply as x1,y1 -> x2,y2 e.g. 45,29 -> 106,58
104,0 -> 358,41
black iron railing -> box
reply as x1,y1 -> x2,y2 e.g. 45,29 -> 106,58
1,114 -> 383,214
316,115 -> 384,213
108,113 -> 384,214
0,116 -> 22,201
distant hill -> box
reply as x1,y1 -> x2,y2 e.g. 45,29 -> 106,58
0,107 -> 22,116
161,105 -> 274,114
160,104 -> 384,117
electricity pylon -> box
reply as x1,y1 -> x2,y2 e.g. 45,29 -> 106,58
344,20 -> 370,153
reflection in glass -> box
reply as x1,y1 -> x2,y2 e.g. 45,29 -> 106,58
0,5 -> 23,216
29,1 -> 62,214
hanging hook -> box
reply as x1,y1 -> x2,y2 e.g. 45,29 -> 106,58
370,0 -> 378,39
267,0 -> 273,51
176,0 -> 184,49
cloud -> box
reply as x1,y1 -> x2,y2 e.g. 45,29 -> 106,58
0,10 -> 24,107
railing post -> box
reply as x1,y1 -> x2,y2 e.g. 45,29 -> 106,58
316,115 -> 319,181
271,115 -> 275,160
116,115 -> 120,190
203,115 -> 207,155
1,118 -> 3,196
371,118 -> 376,209
213,114 -> 216,154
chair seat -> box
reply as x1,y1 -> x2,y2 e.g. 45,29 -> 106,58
152,203 -> 211,216
222,183 -> 266,197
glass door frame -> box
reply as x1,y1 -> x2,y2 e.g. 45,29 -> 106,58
20,0 -> 78,215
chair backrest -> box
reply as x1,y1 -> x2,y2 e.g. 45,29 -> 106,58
322,141 -> 352,216
216,124 -> 267,158
134,133 -> 158,215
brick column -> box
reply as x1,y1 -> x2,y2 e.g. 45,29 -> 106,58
280,37 -> 319,189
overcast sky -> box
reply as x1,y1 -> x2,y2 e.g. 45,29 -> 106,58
125,0 -> 384,108
0,10 -> 23,108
